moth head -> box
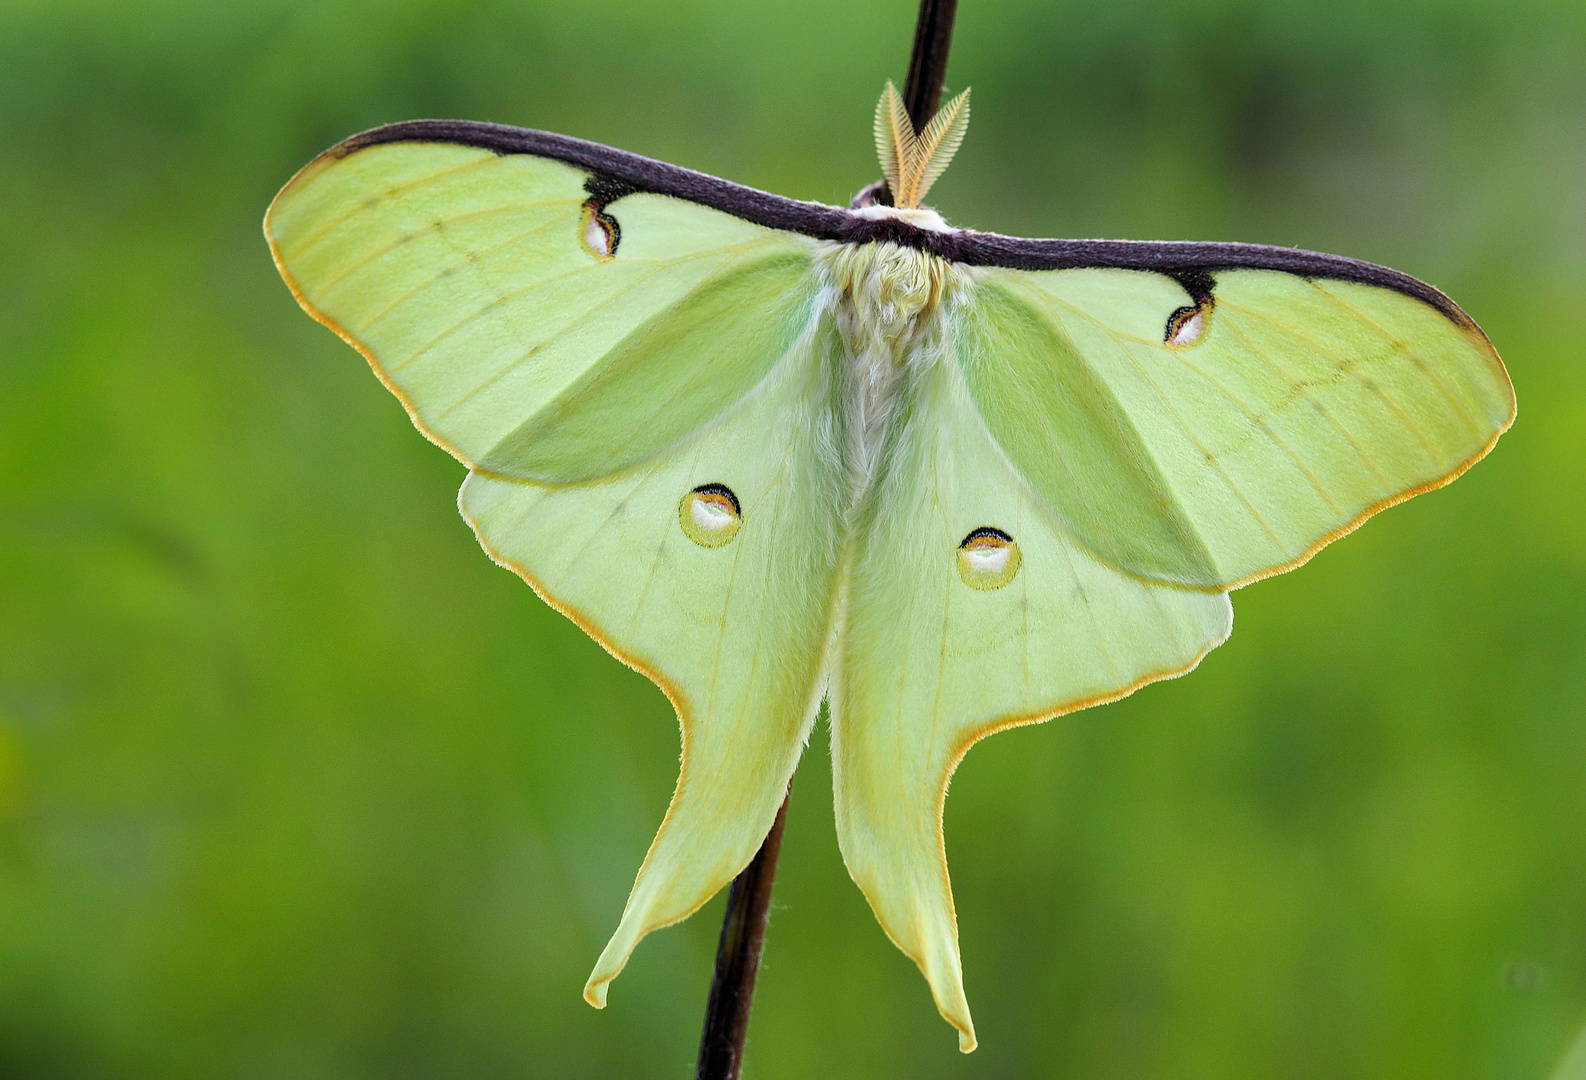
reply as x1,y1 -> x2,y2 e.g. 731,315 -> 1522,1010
873,81 -> 971,210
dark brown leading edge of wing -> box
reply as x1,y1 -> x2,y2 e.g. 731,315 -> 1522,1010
333,119 -> 1474,326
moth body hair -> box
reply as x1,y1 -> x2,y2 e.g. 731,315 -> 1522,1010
817,240 -> 965,509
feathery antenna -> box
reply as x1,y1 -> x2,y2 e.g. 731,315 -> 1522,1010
873,83 -> 970,209
874,81 -> 911,198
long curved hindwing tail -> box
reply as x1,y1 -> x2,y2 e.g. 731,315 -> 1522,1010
833,347 -> 1233,1052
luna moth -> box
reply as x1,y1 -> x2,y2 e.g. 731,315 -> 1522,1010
265,82 -> 1513,1052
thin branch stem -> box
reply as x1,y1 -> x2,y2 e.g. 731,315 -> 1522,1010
902,0 -> 961,131
872,0 -> 960,207
695,788 -> 792,1080
694,5 -> 961,1073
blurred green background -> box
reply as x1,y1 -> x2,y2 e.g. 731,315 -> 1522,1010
2,0 -> 1584,1076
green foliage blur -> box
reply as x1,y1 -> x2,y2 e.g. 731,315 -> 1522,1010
2,0 -> 1584,1076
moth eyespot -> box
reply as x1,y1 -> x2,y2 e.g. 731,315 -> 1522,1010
579,203 -> 620,260
1165,304 -> 1209,347
957,527 -> 1021,590
680,484 -> 742,547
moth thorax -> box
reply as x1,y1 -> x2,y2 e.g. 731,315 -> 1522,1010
824,241 -> 957,359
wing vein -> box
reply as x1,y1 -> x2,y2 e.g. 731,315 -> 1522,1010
313,200 -> 581,295
281,155 -> 502,257
1217,295 -> 1444,465
1309,283 -> 1484,438
384,241 -> 769,373
1220,318 -> 1391,488
1156,339 -> 1349,516
1096,327 -> 1289,552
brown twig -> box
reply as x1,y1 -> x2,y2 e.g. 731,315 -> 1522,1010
694,3 -> 960,1074
902,0 -> 961,130
695,789 -> 792,1080
877,0 -> 961,206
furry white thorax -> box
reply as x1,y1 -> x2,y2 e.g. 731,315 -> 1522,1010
848,203 -> 956,233
817,239 -> 966,500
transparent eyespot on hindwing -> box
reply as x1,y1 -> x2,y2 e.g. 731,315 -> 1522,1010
1165,301 -> 1210,347
957,527 -> 1021,590
579,202 -> 620,260
679,484 -> 743,548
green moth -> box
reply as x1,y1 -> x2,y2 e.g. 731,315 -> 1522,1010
265,83 -> 1513,1052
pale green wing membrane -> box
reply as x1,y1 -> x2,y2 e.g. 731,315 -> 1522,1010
833,348 -> 1233,1051
266,141 -> 822,481
958,266 -> 1513,588
834,258 -> 1510,1050
267,136 -> 845,1005
268,118 -> 1514,1053
462,315 -> 845,1005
